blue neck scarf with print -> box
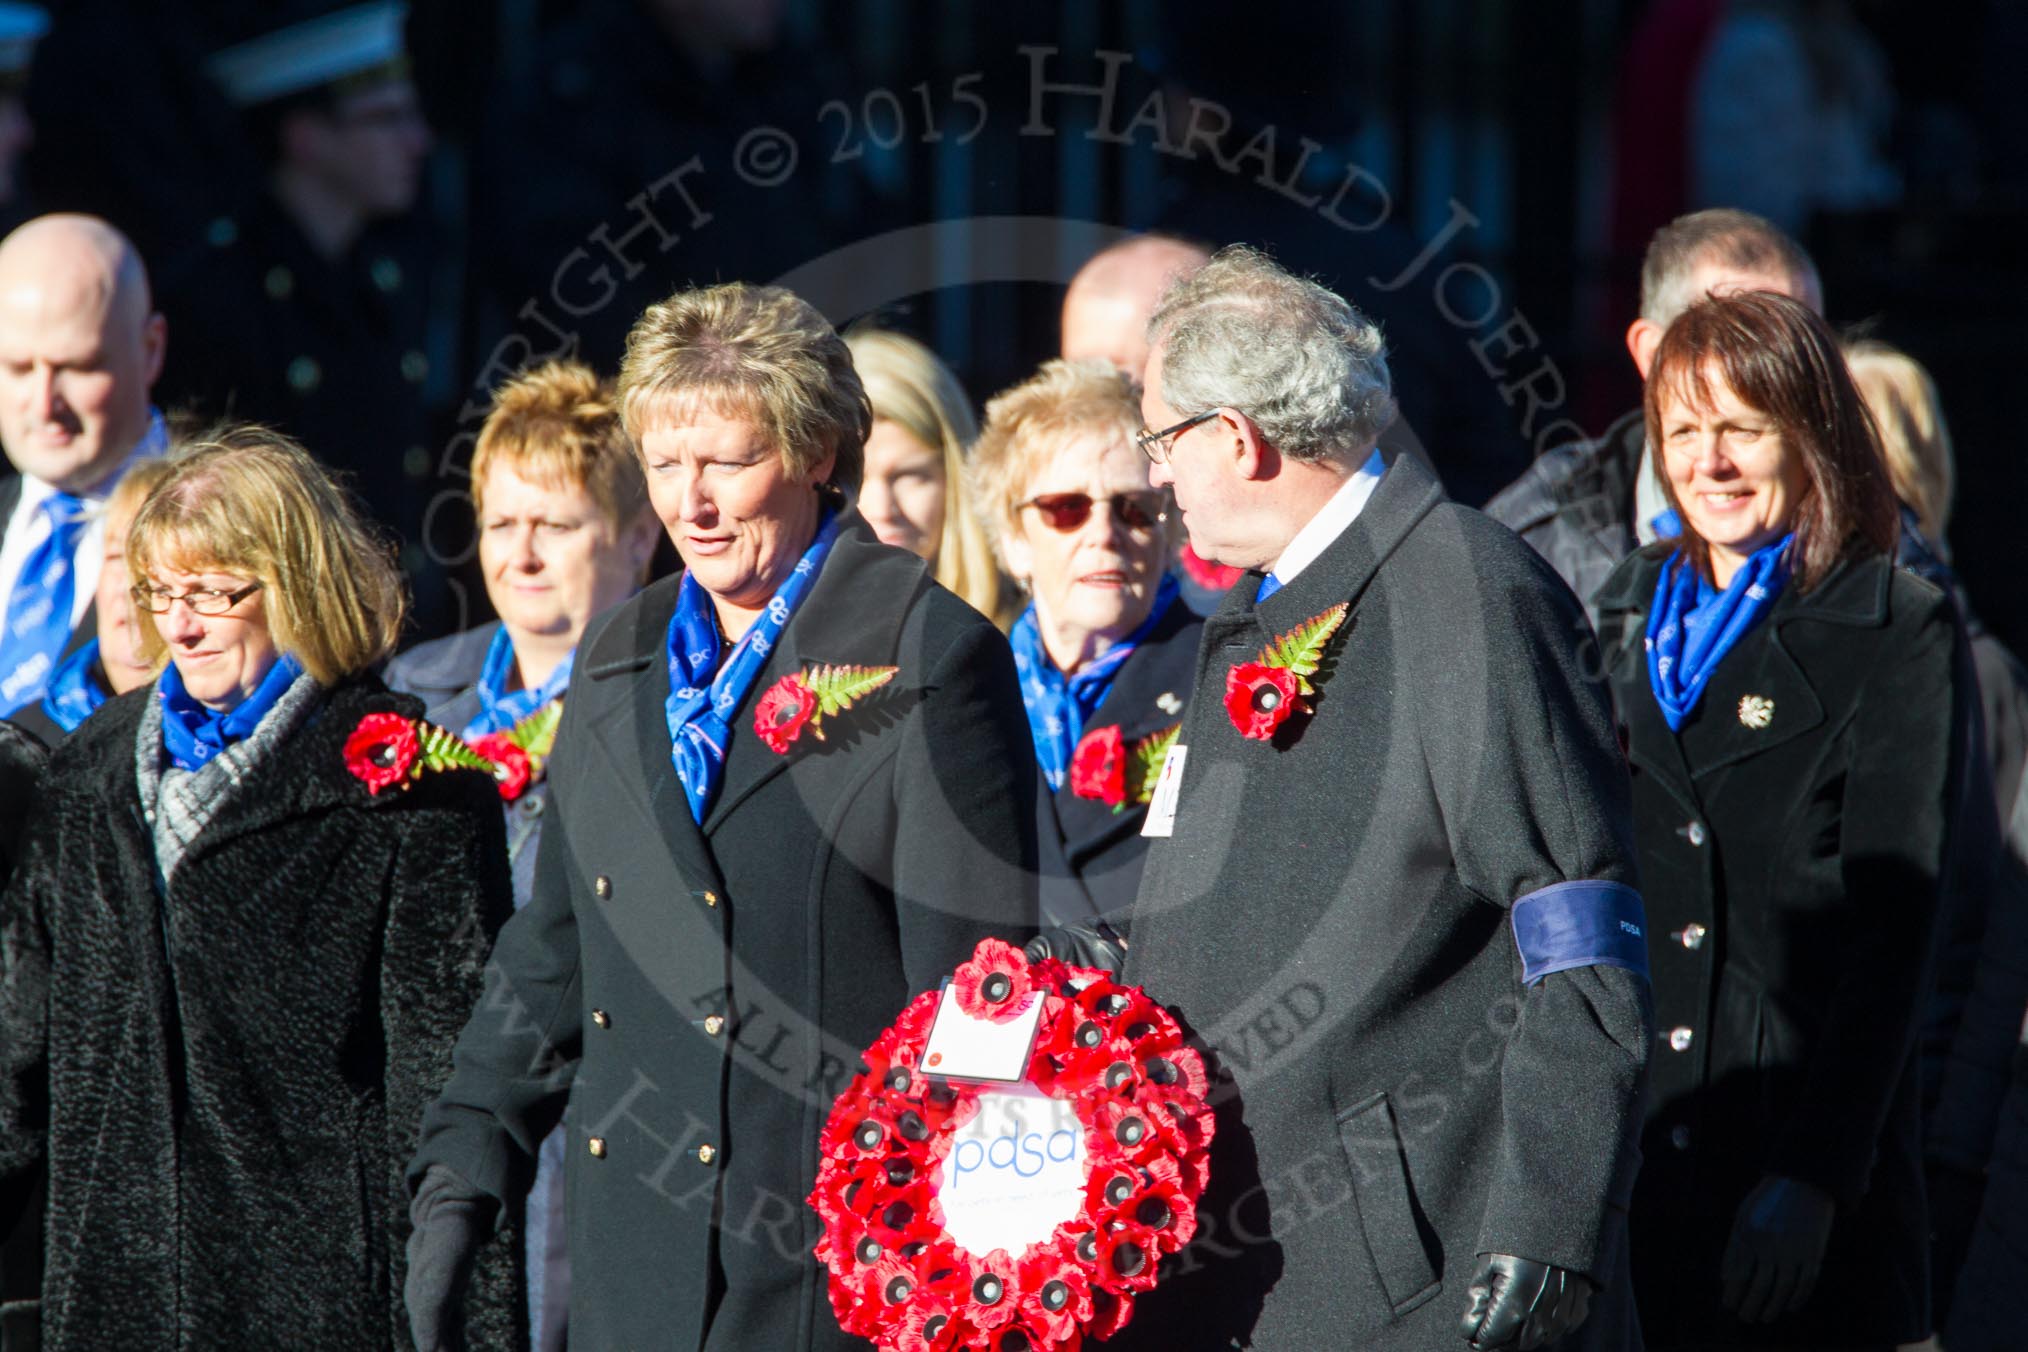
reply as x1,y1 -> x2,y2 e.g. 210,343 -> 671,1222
159,653 -> 307,772
40,638 -> 108,734
1013,572 -> 1181,792
462,626 -> 572,740
1646,535 -> 1793,731
664,507 -> 841,823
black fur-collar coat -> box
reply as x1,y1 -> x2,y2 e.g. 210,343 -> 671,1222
0,674 -> 524,1351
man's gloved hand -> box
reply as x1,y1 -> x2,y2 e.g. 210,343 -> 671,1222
1023,920 -> 1127,975
405,1164 -> 496,1352
1720,1174 -> 1835,1324
1459,1253 -> 1594,1350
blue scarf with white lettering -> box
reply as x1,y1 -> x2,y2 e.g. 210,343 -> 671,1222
1012,572 -> 1180,792
462,626 -> 572,740
1646,535 -> 1793,731
159,653 -> 307,772
39,638 -> 108,734
664,508 -> 840,823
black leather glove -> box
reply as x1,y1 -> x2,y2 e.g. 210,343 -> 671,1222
1460,1253 -> 1594,1350
405,1164 -> 496,1352
1720,1174 -> 1836,1324
1024,920 -> 1128,975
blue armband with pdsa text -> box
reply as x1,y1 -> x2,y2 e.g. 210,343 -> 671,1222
1511,880 -> 1650,986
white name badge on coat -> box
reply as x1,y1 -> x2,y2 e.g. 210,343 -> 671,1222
919,984 -> 1046,1082
1140,743 -> 1187,838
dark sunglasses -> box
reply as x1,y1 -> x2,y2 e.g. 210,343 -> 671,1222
1018,490 -> 1169,533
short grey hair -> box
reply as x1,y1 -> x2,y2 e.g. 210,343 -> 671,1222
1146,244 -> 1396,464
1639,208 -> 1821,326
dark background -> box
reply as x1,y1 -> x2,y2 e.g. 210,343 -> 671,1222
20,0 -> 2027,648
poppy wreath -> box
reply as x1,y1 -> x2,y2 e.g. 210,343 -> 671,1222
755,662 -> 900,754
810,937 -> 1214,1351
1068,724 -> 1181,813
1224,602 -> 1349,741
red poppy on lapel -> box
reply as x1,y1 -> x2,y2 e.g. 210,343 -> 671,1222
1223,603 -> 1350,742
754,662 -> 899,754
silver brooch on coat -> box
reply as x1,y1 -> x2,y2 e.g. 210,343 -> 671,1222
1156,691 -> 1182,715
1738,694 -> 1774,730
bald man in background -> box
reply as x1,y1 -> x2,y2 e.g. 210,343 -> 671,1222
0,213 -> 167,716
1060,232 -> 1210,377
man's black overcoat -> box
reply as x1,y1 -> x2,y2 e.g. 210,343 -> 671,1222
1115,451 -> 1653,1351
411,515 -> 1039,1352
1596,546 -> 1965,1345
0,675 -> 523,1351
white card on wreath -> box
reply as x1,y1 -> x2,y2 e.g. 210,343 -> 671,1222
1140,742 -> 1187,837
920,983 -> 1045,1082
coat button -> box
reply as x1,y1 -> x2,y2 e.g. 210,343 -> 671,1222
587,1136 -> 607,1158
594,875 -> 611,898
1669,1125 -> 1692,1151
1667,1026 -> 1695,1052
591,1009 -> 610,1029
1673,924 -> 1707,950
697,1144 -> 717,1165
703,1015 -> 725,1036
1684,821 -> 1706,847
702,890 -> 718,907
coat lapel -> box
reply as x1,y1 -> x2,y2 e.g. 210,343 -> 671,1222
702,515 -> 926,835
1593,549 -> 1702,818
580,574 -> 728,899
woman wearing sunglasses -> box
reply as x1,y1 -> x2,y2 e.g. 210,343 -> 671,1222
970,358 -> 1201,934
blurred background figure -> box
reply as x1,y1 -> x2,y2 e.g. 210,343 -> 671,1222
844,326 -> 1012,626
385,357 -> 654,1352
1059,232 -> 1209,378
0,5 -> 45,236
0,213 -> 167,718
969,357 -> 1198,932
1847,339 -> 1952,553
0,429 -> 521,1351
9,452 -> 173,743
157,1 -> 442,618
1594,292 -> 1961,1347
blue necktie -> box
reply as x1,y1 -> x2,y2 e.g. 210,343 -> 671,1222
1256,573 -> 1284,602
0,493 -> 91,715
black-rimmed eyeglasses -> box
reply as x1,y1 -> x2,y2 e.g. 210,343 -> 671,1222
1135,409 -> 1219,464
131,580 -> 263,616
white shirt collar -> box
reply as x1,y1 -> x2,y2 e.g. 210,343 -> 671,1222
1264,447 -> 1388,588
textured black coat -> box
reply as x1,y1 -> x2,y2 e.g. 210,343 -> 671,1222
1036,600 -> 1202,930
412,515 -> 1039,1352
1115,452 -> 1653,1352
1595,547 -> 1966,1345
0,675 -> 523,1351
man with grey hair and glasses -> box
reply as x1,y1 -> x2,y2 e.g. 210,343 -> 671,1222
1090,244 -> 1653,1351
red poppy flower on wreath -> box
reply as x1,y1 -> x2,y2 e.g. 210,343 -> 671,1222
950,937 -> 1033,1023
808,937 -> 1213,1351
755,662 -> 899,754
343,712 -> 496,795
1223,602 -> 1349,742
468,733 -> 532,801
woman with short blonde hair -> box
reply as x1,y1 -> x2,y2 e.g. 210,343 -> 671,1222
846,327 -> 1011,625
0,425 -> 522,1351
970,357 -> 1201,932
1845,338 -> 1954,551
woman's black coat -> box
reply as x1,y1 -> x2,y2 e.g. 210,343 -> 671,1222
411,515 -> 1039,1352
1595,545 -> 1967,1345
0,675 -> 523,1351
1036,599 -> 1202,930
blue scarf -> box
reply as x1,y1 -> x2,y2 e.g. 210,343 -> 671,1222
39,638 -> 109,734
462,626 -> 572,740
1013,572 -> 1181,792
1646,535 -> 1793,731
159,653 -> 307,772
664,508 -> 841,823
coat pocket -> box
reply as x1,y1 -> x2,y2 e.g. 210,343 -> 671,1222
1335,1091 -> 1441,1316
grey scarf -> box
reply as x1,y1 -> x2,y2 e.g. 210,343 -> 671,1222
134,666 -> 325,883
